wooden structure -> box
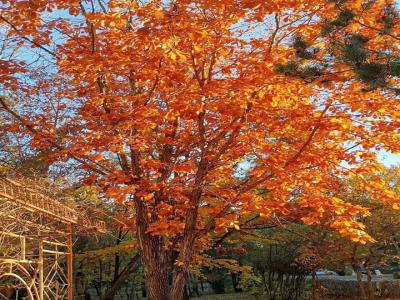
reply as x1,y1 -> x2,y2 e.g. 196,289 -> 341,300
0,176 -> 106,299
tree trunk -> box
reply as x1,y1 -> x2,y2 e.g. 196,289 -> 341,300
364,259 -> 374,299
182,286 -> 190,300
102,226 -> 125,300
169,154 -> 206,299
136,199 -> 170,300
231,272 -> 242,293
351,245 -> 366,299
99,259 -> 103,298
101,254 -> 140,300
134,161 -> 204,300
311,272 -> 317,300
140,236 -> 170,300
170,208 -> 198,300
352,263 -> 366,299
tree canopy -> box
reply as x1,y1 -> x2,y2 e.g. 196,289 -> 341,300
1,0 -> 400,299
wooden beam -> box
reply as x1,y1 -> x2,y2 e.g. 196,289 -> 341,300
67,223 -> 74,300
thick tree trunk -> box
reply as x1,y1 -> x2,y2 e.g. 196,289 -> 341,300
140,237 -> 170,300
136,199 -> 170,300
170,207 -> 198,300
134,157 -> 205,300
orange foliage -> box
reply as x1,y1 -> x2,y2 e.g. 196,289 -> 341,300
1,0 -> 400,298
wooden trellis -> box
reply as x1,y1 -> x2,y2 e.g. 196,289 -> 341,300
0,176 -> 106,300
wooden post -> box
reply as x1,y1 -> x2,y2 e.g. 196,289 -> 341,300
67,223 -> 74,300
21,236 -> 26,261
39,239 -> 44,300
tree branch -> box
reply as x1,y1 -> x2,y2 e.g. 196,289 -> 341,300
0,96 -> 110,175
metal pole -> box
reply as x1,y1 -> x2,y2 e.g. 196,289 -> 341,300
67,223 -> 73,300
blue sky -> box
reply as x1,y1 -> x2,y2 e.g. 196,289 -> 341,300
378,151 -> 400,167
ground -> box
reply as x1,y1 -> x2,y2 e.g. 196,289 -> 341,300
193,293 -> 399,300
193,293 -> 260,300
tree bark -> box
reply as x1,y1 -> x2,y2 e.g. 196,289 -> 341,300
170,207 -> 199,300
170,161 -> 206,300
140,235 -> 170,300
136,199 -> 170,300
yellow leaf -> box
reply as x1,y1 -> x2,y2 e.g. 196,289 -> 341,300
154,10 -> 164,19
175,49 -> 187,60
271,97 -> 278,107
169,51 -> 177,60
198,30 -> 208,37
220,48 -> 229,57
144,193 -> 154,201
193,45 -> 202,53
331,197 -> 343,204
343,220 -> 352,227
258,89 -> 266,98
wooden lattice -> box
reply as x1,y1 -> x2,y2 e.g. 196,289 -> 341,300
0,176 -> 106,300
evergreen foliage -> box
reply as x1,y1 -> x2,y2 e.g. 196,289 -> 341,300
343,35 -> 369,66
293,36 -> 315,59
382,5 -> 399,33
355,63 -> 386,87
276,4 -> 400,91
